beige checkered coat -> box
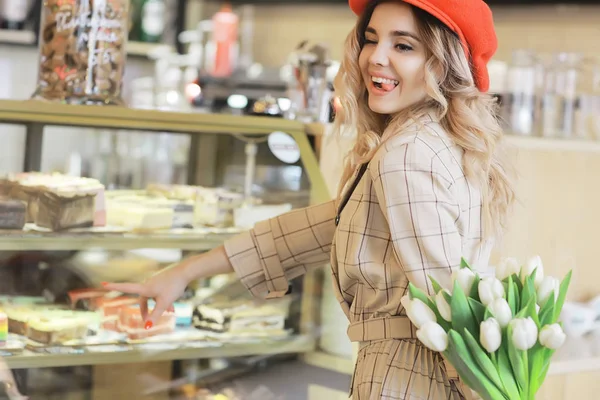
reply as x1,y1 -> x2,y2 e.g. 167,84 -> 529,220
224,115 -> 492,399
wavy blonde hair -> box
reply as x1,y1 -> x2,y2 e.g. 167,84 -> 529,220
334,0 -> 515,239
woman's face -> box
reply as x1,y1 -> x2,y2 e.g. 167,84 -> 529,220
358,2 -> 428,115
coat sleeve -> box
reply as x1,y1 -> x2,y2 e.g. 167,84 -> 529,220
369,141 -> 462,295
223,200 -> 337,299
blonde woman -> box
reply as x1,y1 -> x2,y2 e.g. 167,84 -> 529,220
106,0 -> 515,398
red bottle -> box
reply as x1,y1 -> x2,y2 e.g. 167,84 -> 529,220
211,4 -> 239,77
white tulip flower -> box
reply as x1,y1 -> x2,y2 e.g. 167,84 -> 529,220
478,276 -> 505,307
401,295 -> 436,329
480,318 -> 502,353
510,317 -> 538,351
537,276 -> 560,306
416,321 -> 449,352
539,324 -> 567,349
435,290 -> 452,322
452,268 -> 476,294
521,255 -> 544,288
495,257 -> 521,281
488,298 -> 513,327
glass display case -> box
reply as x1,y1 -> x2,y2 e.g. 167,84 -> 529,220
0,99 -> 331,399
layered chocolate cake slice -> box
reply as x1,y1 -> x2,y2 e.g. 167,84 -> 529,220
192,299 -> 290,336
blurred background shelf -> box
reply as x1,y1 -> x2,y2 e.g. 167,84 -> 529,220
0,28 -> 172,58
4,335 -> 315,369
0,229 -> 238,251
126,42 -> 174,58
549,334 -> 600,376
505,134 -> 600,153
0,99 -> 306,135
0,29 -> 35,45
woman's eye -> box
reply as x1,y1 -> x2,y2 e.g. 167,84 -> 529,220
396,43 -> 413,52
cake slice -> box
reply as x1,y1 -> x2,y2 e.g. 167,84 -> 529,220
0,198 -> 26,229
192,300 -> 250,333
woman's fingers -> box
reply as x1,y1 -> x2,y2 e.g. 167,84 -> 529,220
101,281 -> 173,329
146,299 -> 170,329
139,296 -> 149,320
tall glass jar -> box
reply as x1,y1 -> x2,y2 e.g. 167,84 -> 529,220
541,52 -> 584,139
502,49 -> 540,136
32,0 -> 130,105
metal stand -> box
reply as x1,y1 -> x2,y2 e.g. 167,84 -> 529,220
232,133 -> 269,200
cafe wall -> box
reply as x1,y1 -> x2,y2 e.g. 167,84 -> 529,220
1,3 -> 599,174
212,4 -> 600,68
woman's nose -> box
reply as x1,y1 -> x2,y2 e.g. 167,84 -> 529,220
369,44 -> 389,67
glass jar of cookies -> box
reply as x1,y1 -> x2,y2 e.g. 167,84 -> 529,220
32,0 -> 130,105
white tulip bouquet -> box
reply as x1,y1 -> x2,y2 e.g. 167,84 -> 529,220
401,256 -> 572,400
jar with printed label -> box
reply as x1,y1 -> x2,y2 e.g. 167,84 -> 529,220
32,0 -> 130,105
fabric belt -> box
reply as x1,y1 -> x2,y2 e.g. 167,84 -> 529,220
347,316 -> 416,342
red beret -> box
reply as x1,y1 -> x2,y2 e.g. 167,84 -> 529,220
348,0 -> 497,92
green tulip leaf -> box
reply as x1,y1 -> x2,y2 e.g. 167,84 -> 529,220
515,299 -> 534,320
408,283 -> 436,310
470,274 -> 482,302
461,257 -> 472,270
538,348 -> 555,385
463,328 -> 505,391
497,344 -> 521,399
442,350 -> 484,399
443,290 -> 453,305
468,298 -> 486,330
451,280 -> 478,338
513,274 -> 523,293
539,295 -> 555,327
525,299 -> 540,329
428,275 -> 444,295
528,344 -> 547,397
513,281 -> 521,313
520,270 -> 537,314
446,330 -> 510,400
442,348 -> 479,393
552,270 -> 573,323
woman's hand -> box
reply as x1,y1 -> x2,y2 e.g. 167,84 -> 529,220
103,263 -> 189,328
102,246 -> 234,328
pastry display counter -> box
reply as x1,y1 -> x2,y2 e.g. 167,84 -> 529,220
0,101 -> 330,399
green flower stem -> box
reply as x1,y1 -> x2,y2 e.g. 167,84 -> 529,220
521,350 -> 529,400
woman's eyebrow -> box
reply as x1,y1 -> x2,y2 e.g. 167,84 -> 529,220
365,26 -> 421,42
